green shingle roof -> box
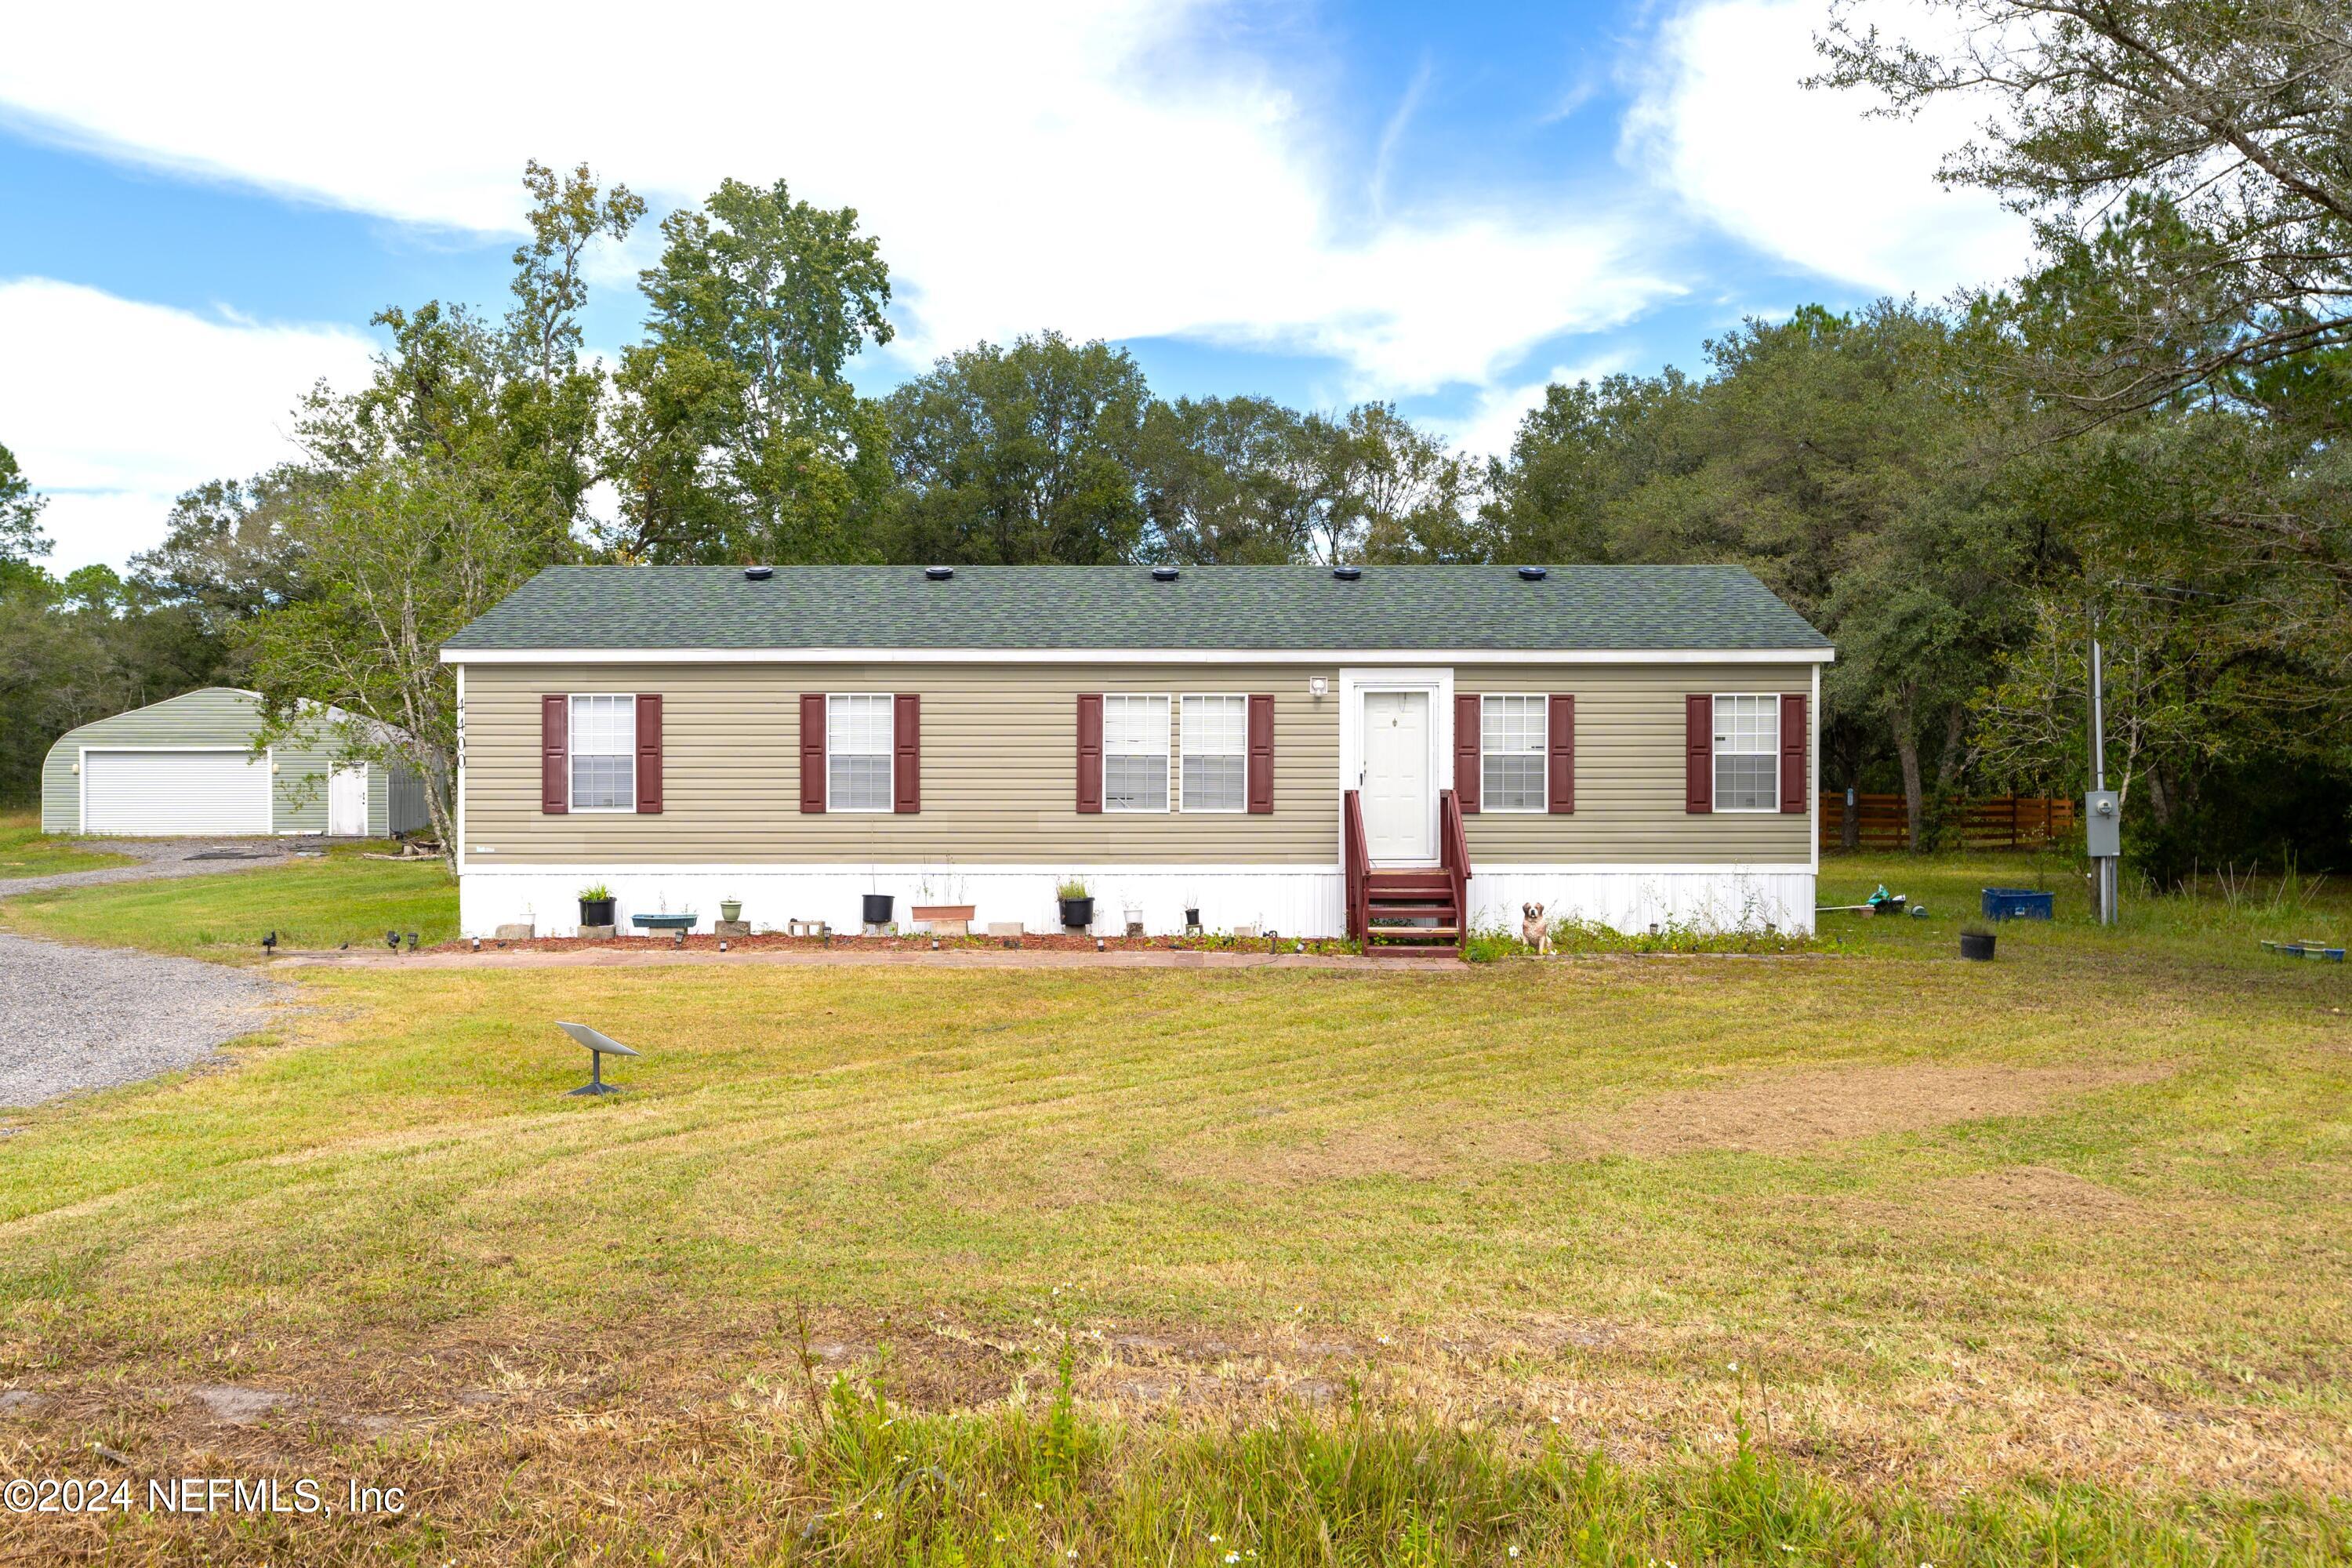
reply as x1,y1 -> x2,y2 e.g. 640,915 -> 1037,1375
441,564 -> 1831,653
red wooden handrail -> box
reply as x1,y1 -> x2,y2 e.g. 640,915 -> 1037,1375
1439,786 -> 1470,925
1342,788 -> 1370,941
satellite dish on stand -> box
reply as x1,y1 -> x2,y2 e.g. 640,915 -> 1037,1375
556,1021 -> 641,1096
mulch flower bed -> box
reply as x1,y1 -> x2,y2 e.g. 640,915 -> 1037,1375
437,931 -> 1360,957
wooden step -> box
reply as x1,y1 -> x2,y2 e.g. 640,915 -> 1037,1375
1367,926 -> 1460,941
1367,902 -> 1457,920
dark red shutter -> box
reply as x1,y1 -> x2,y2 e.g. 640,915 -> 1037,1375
634,694 -> 662,814
799,693 -> 826,814
1076,693 -> 1103,813
540,695 -> 568,815
1452,692 -> 1481,812
1686,694 -> 1713,814
1246,694 -> 1275,814
1780,692 -> 1807,814
1548,694 -> 1575,814
894,693 -> 920,814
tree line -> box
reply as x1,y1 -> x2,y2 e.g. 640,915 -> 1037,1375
2,0 -> 2344,869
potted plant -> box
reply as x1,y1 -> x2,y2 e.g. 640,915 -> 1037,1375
1959,921 -> 1998,961
862,891 -> 895,927
579,884 -> 615,928
1058,877 -> 1094,931
719,897 -> 742,924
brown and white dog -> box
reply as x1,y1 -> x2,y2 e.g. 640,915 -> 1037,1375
1521,902 -> 1553,956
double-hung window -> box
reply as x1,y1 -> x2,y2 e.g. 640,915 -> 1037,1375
1712,694 -> 1779,811
827,694 -> 894,811
569,694 -> 635,811
1480,695 -> 1547,811
1179,695 -> 1246,812
1102,695 -> 1170,812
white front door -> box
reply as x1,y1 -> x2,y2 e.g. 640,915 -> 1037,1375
1361,690 -> 1433,862
328,764 -> 368,836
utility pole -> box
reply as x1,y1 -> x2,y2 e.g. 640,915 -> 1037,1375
2086,602 -> 2119,925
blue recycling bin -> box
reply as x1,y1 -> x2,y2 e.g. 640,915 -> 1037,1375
1981,887 -> 2054,921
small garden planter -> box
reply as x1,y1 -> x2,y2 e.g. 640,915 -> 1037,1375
1959,927 -> 1998,961
862,893 -> 895,927
1059,896 -> 1094,931
719,898 -> 742,924
913,902 -> 976,938
1183,905 -> 1202,932
579,886 -> 615,929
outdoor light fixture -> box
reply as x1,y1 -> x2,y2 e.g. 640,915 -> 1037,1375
471,936 -> 481,952
1308,677 -> 1329,699
384,929 -> 400,953
406,931 -> 419,952
718,940 -> 728,952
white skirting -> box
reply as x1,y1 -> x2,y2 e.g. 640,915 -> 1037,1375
458,861 -> 1816,938
459,863 -> 1345,940
1465,864 -> 1817,936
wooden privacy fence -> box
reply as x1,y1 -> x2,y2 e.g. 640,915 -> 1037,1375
1820,793 -> 2078,851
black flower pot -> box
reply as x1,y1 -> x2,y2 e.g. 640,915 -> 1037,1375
579,897 -> 615,927
862,893 -> 895,927
1184,906 -> 1201,930
1060,896 -> 1095,931
1959,931 -> 1997,962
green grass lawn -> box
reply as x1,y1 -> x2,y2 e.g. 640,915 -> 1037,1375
0,854 -> 455,960
0,808 -> 136,879
0,852 -> 2346,1564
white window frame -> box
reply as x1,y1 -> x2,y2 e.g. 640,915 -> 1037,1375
826,692 -> 897,814
1711,692 -> 1780,814
568,693 -> 637,814
1101,693 -> 1172,814
1178,693 -> 1249,815
1479,693 -> 1549,814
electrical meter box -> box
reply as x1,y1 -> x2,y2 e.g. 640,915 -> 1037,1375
2084,789 -> 2122,858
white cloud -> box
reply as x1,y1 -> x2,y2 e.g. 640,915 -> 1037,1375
1626,0 -> 2032,296
0,1 -> 1675,397
0,279 -> 376,572
1436,356 -> 1632,460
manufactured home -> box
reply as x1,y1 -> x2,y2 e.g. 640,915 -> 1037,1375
41,687 -> 430,838
438,564 -> 1834,947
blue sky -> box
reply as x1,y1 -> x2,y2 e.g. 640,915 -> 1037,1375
0,0 -> 2024,571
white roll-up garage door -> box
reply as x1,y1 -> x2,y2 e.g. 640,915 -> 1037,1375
82,750 -> 271,835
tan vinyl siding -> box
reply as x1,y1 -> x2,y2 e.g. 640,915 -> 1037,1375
461,664 -> 1342,865
1457,664 -> 1812,863
459,660 -> 1815,867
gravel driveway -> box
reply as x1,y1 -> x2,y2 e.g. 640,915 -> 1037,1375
0,838 -> 299,1108
0,835 -> 303,900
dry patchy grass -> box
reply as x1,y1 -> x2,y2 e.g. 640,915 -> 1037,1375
0,853 -> 2347,1561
